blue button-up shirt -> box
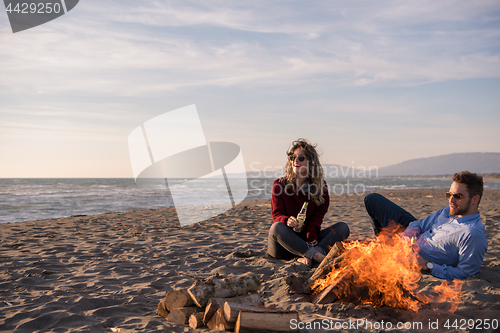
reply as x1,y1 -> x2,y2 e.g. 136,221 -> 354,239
402,206 -> 488,280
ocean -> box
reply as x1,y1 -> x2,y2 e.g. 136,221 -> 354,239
1,177 -> 499,224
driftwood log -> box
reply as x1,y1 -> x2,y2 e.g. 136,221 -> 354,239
167,307 -> 201,325
157,298 -> 169,319
207,307 -> 235,331
188,312 -> 205,329
303,241 -> 344,293
187,272 -> 261,307
203,293 -> 263,324
223,302 -> 277,322
164,289 -> 194,310
235,311 -> 299,333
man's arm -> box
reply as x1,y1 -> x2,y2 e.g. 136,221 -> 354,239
430,230 -> 488,280
401,220 -> 421,239
402,207 -> 448,239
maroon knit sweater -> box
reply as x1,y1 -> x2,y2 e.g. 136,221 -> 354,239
271,178 -> 330,243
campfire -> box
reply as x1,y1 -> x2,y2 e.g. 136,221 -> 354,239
306,227 -> 464,312
157,228 -> 465,333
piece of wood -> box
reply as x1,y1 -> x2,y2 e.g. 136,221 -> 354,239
188,312 -> 205,329
157,298 -> 169,319
312,283 -> 339,304
316,241 -> 344,273
187,272 -> 261,307
208,308 -> 223,330
164,289 -> 194,310
223,302 -> 277,323
207,311 -> 217,330
302,264 -> 333,294
203,293 -> 263,324
303,241 -> 344,292
208,307 -> 235,331
332,253 -> 345,269
207,308 -> 234,331
235,311 -> 299,333
167,307 -> 200,325
203,301 -> 221,326
312,268 -> 352,305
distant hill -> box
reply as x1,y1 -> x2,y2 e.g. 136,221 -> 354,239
243,152 -> 500,178
378,152 -> 500,176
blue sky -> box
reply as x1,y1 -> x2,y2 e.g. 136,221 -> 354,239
1,0 -> 499,177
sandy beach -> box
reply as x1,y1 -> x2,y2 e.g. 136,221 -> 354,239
1,189 -> 499,333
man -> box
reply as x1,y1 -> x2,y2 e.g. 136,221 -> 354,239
364,171 -> 487,280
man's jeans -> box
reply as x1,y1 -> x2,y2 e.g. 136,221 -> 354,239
364,193 -> 417,235
267,222 -> 350,259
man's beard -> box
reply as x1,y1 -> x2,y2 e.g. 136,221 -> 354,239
450,198 -> 472,216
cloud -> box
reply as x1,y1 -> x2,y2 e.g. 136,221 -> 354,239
0,0 -> 499,97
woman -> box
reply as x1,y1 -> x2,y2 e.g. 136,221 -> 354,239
267,138 -> 350,267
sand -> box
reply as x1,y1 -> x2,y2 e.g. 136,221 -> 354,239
1,189 -> 499,333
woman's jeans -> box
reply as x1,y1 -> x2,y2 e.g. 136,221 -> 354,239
267,222 -> 350,260
364,193 -> 417,235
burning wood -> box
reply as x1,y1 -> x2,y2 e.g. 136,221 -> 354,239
310,231 -> 464,312
312,268 -> 352,305
303,241 -> 344,293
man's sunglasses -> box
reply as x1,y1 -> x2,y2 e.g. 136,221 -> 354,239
289,155 -> 306,162
446,192 -> 463,200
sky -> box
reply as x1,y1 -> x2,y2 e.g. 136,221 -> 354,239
1,0 -> 500,178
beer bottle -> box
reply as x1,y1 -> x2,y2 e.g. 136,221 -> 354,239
293,202 -> 308,232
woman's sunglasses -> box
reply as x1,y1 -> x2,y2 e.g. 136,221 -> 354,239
289,155 -> 306,162
445,192 -> 463,200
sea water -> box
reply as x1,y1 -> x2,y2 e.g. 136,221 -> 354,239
1,177 -> 499,224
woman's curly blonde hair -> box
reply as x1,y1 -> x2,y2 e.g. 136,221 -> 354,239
281,138 -> 326,205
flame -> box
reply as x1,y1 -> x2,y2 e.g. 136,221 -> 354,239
311,225 -> 463,312
417,279 -> 464,313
